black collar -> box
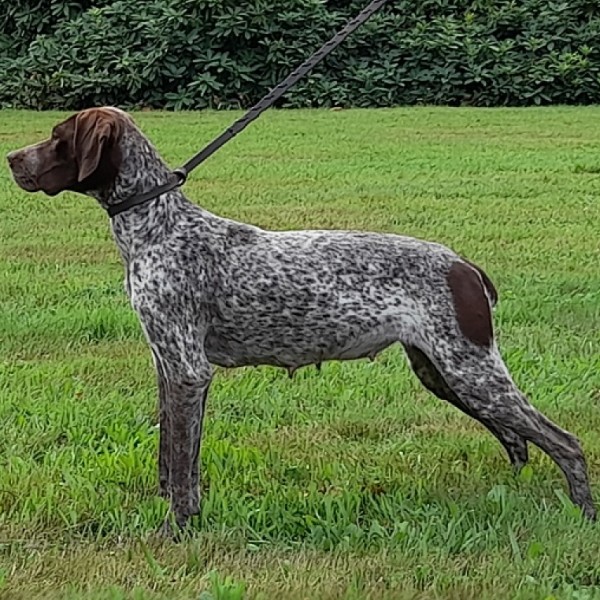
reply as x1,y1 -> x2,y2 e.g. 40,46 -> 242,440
107,169 -> 187,218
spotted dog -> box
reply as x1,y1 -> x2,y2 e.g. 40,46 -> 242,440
7,107 -> 596,534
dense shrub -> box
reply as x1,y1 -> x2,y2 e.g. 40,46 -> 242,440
1,0 -> 600,109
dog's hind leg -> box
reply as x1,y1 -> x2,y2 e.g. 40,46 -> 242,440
421,338 -> 595,519
402,258 -> 595,518
403,343 -> 528,470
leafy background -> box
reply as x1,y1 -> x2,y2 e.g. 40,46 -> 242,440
2,0 -> 600,110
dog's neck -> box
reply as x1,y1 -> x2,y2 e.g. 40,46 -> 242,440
90,127 -> 174,208
91,126 -> 188,261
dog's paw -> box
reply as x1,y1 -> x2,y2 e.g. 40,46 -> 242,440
158,513 -> 195,541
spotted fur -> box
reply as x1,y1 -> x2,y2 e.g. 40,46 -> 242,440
7,107 -> 596,533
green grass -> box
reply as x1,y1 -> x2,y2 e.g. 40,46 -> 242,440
1,106 -> 600,599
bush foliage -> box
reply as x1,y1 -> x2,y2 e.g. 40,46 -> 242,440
2,0 -> 600,109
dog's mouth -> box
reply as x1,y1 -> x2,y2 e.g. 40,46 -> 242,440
9,170 -> 40,193
7,151 -> 43,193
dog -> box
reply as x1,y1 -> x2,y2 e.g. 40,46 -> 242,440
7,106 -> 596,533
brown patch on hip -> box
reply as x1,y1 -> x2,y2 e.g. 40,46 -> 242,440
463,258 -> 498,307
447,261 -> 494,347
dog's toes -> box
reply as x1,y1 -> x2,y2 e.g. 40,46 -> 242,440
158,520 -> 189,542
582,503 -> 597,522
159,513 -> 195,541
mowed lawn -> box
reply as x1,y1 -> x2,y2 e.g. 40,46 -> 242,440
1,107 -> 600,599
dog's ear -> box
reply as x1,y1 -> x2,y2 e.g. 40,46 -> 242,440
73,110 -> 119,182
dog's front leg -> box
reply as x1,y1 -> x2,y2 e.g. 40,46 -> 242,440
151,352 -> 171,499
134,297 -> 212,537
164,365 -> 211,535
189,387 -> 209,513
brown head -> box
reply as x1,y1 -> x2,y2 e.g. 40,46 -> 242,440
6,107 -> 128,197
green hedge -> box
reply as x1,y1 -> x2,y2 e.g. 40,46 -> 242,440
2,0 -> 600,109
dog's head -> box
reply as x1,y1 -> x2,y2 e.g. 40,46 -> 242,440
7,107 -> 128,196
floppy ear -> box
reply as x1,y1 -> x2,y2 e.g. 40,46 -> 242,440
73,111 -> 114,182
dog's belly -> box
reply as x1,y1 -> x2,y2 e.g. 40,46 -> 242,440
203,318 -> 401,369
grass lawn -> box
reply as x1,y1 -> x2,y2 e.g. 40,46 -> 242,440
1,106 -> 600,599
